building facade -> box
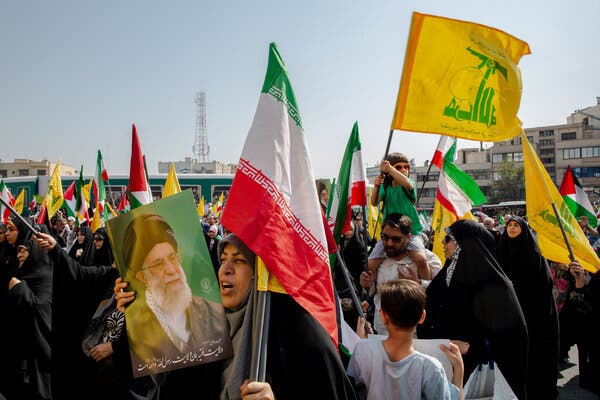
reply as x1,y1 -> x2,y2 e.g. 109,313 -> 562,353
157,157 -> 236,175
0,158 -> 77,179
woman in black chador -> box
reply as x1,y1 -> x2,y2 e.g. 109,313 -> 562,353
0,217 -> 53,400
497,216 -> 559,400
418,219 -> 529,399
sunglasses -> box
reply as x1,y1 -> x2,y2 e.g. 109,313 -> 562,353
93,237 -> 104,242
442,234 -> 453,244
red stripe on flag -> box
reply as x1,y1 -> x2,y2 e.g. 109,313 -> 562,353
350,181 -> 367,207
432,150 -> 444,169
436,189 -> 459,219
222,162 -> 338,346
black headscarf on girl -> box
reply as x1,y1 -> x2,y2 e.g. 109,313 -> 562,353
68,225 -> 94,265
419,219 -> 528,400
87,227 -> 114,266
496,216 -> 559,399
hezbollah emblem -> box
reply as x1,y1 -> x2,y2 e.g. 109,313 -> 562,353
443,47 -> 507,128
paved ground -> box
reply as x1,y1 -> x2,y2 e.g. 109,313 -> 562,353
557,346 -> 598,400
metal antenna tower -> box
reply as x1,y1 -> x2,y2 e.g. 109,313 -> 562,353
193,91 -> 210,162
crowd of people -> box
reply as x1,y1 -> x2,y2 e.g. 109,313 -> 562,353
1,152 -> 600,399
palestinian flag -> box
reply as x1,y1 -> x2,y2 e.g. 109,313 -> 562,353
327,122 -> 367,243
0,180 -> 15,223
221,43 -> 338,346
117,191 -> 130,214
63,182 -> 77,218
560,165 -> 597,228
129,124 -> 152,209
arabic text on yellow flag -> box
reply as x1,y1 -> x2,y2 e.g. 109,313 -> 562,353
256,256 -> 287,294
431,199 -> 475,264
162,163 -> 181,198
45,162 -> 64,219
391,12 -> 531,141
522,131 -> 599,273
14,189 -> 25,215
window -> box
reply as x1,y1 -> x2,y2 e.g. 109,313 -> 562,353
573,167 -> 600,178
18,169 -> 29,176
37,169 -> 47,176
582,147 -> 600,158
539,139 -> 554,146
561,132 -> 577,140
513,152 -> 523,162
563,148 -> 581,159
541,158 -> 555,164
540,149 -> 554,155
492,152 -> 522,163
539,130 -> 554,137
0,170 -> 6,178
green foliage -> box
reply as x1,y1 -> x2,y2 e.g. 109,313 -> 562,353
490,161 -> 525,203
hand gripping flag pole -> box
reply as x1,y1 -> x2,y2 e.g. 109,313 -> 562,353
0,195 -> 40,237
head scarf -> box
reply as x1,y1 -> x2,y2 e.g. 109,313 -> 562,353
216,234 -> 255,400
420,219 -> 528,399
68,225 -> 94,264
88,227 -> 114,267
123,214 -> 178,275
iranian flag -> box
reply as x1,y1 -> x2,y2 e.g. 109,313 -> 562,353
560,165 -> 597,228
431,135 -> 456,168
129,124 -> 152,209
221,43 -> 337,346
0,180 -> 15,223
64,182 -> 77,218
92,150 -> 108,225
431,136 -> 486,262
327,122 -> 367,242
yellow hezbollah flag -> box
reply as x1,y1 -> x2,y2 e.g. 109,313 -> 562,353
14,189 -> 25,215
45,162 -> 64,219
391,12 -> 530,141
256,257 -> 286,294
197,196 -> 205,217
83,179 -> 93,205
431,199 -> 475,264
522,131 -> 599,273
366,186 -> 382,241
91,206 -> 101,232
162,163 -> 181,198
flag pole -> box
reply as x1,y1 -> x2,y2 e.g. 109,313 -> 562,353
335,249 -> 366,319
250,259 -> 271,382
521,131 -> 576,262
0,195 -> 40,237
416,135 -> 444,205
551,203 -> 576,262
372,129 -> 395,238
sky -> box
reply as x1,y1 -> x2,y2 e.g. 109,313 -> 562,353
1,1 -> 599,178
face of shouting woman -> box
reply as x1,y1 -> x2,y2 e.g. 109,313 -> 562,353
218,243 -> 255,310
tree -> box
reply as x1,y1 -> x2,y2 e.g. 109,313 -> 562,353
490,161 -> 525,203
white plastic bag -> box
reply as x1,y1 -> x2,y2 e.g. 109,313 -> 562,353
463,361 -> 518,400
